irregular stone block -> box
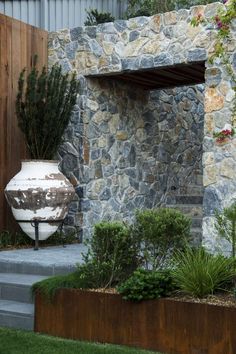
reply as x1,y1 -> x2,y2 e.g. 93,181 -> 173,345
187,48 -> 207,62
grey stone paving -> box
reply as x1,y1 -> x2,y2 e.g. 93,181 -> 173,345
0,244 -> 88,275
0,244 -> 87,265
0,273 -> 49,285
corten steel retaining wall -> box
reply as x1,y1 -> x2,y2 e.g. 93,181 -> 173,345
35,289 -> 236,354
0,13 -> 48,232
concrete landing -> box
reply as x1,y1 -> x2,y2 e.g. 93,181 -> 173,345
0,244 -> 88,275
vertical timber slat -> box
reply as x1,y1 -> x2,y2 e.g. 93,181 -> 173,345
0,13 -> 48,232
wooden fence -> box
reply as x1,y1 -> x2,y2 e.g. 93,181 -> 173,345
0,13 -> 48,232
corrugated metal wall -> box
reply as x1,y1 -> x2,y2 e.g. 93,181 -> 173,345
0,0 -> 127,31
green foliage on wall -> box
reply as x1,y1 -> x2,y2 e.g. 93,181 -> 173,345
215,202 -> 236,258
125,0 -> 217,18
84,9 -> 115,26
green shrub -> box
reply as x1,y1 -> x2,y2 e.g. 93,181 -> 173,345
215,202 -> 236,258
86,221 -> 140,286
125,0 -> 217,18
32,260 -> 115,301
0,231 -> 28,248
172,247 -> 236,298
16,61 -> 79,159
32,221 -> 140,300
0,229 -> 77,250
41,230 -> 78,246
84,9 -> 115,26
134,208 -> 191,269
117,268 -> 176,302
32,260 -> 123,302
31,272 -> 82,301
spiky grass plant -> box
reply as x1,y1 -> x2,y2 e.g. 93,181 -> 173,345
16,62 -> 79,159
172,247 -> 236,298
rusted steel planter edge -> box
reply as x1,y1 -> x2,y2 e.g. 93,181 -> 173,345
34,289 -> 236,354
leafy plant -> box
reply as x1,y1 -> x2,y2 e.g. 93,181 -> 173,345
32,221 -> 140,300
171,247 -> 236,298
0,229 -> 77,250
32,260 -> 116,301
117,268 -> 176,302
191,0 -> 236,128
85,221 -> 140,287
134,208 -> 191,269
16,60 -> 79,159
215,202 -> 236,258
125,0 -> 162,18
0,230 -> 28,248
32,272 -> 83,301
124,0 -> 216,18
84,9 -> 115,26
175,0 -> 217,8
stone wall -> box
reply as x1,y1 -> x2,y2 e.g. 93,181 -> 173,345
49,1 -> 236,252
59,75 -> 204,239
49,3 -> 221,75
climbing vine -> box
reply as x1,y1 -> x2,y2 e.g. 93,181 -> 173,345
191,0 -> 236,139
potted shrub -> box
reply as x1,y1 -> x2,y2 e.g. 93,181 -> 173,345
4,62 -> 79,241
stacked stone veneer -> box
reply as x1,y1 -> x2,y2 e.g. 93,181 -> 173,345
49,2 -> 236,252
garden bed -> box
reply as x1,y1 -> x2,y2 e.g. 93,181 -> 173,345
34,289 -> 236,354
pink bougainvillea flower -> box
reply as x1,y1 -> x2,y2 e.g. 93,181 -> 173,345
222,129 -> 232,136
213,124 -> 234,144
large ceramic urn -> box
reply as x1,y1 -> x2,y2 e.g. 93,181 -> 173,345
5,160 -> 75,240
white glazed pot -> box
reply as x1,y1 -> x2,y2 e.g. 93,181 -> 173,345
4,160 -> 75,240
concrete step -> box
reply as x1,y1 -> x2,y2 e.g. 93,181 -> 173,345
0,273 -> 49,303
0,299 -> 34,330
167,204 -> 203,218
185,185 -> 203,194
0,261 -> 77,276
191,217 -> 203,228
0,244 -> 86,276
175,195 -> 203,205
167,201 -> 203,247
0,245 -> 87,331
191,228 -> 202,246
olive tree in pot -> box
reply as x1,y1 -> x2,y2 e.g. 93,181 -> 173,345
5,62 -> 79,241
